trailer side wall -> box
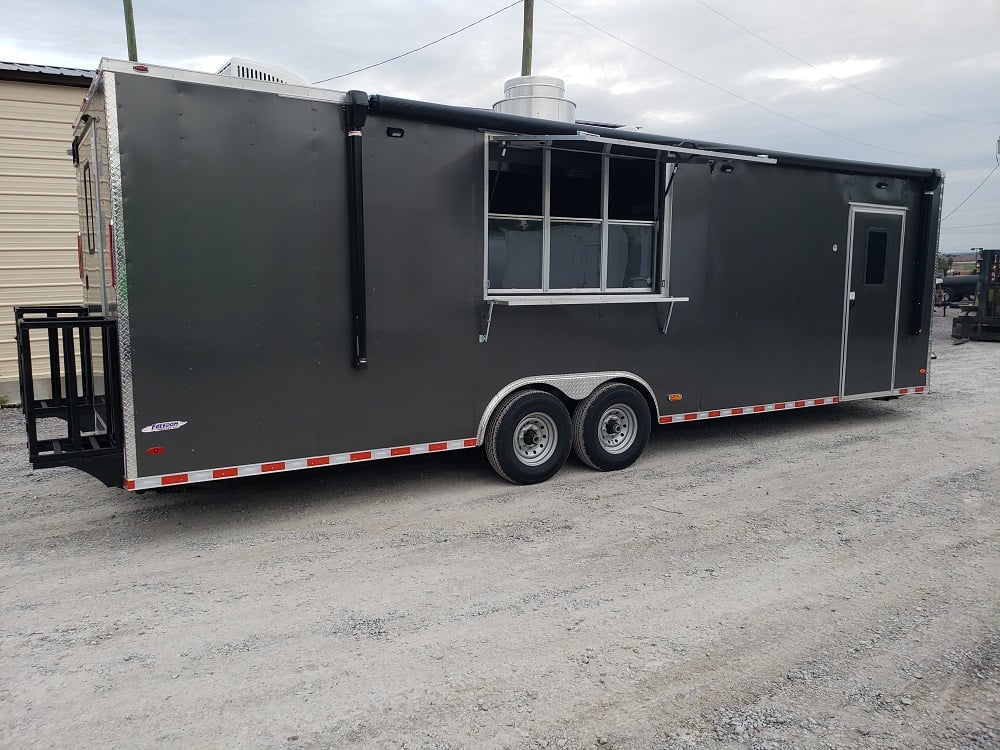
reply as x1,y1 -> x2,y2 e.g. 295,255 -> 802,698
110,71 -> 934,483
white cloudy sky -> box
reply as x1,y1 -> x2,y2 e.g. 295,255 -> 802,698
2,0 -> 997,251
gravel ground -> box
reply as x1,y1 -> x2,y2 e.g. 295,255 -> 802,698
1,309 -> 998,750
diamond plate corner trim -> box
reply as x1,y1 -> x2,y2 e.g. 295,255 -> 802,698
104,72 -> 138,480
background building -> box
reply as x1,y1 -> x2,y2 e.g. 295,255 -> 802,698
0,62 -> 92,404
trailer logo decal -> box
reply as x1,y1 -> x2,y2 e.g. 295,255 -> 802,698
141,420 -> 187,433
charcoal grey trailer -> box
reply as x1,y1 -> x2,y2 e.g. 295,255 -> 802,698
14,59 -> 943,491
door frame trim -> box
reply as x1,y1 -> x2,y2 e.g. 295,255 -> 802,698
840,205 -> 907,398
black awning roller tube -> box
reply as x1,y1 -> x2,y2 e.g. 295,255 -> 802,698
345,90 -> 369,369
369,94 -> 941,182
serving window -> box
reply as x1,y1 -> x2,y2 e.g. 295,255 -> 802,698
486,136 -> 665,299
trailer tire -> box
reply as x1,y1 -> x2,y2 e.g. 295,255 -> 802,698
486,389 -> 572,485
572,383 -> 651,472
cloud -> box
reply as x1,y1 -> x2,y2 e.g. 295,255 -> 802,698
639,109 -> 699,126
950,49 -> 1000,71
0,0 -> 996,249
175,55 -> 232,73
747,57 -> 888,91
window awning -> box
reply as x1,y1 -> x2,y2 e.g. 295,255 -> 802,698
487,132 -> 777,165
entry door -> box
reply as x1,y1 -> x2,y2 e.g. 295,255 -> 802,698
841,207 -> 905,397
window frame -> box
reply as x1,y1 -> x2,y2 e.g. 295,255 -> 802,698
484,134 -> 670,302
482,134 -> 776,306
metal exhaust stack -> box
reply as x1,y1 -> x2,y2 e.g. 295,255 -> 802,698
493,76 -> 576,122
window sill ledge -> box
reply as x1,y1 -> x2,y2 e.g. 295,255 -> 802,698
487,294 -> 689,306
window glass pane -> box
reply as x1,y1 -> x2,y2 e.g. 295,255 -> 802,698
550,150 -> 601,219
488,218 -> 543,289
865,229 -> 888,285
608,157 -> 656,221
607,225 -> 655,289
550,222 -> 601,289
488,144 -> 543,215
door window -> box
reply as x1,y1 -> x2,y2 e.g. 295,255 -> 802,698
864,229 -> 888,285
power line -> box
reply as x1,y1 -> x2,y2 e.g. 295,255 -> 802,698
942,222 -> 1000,230
313,1 -> 523,84
539,0 -> 976,162
942,162 -> 1000,221
691,0 -> 995,127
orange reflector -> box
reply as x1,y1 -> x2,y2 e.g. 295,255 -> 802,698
668,393 -> 683,401
919,368 -> 926,374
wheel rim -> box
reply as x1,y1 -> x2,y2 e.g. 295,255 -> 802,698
598,403 -> 638,455
513,412 -> 559,466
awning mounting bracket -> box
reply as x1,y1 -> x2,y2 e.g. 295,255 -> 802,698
479,300 -> 496,343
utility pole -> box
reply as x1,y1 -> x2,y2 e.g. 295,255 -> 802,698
521,0 -> 533,76
123,0 -> 139,62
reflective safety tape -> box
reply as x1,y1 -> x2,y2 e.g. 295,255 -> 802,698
892,386 -> 926,396
657,387 -> 924,425
124,437 -> 479,491
659,396 -> 838,424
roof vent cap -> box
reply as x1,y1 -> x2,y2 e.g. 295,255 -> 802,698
217,58 -> 309,86
493,75 -> 576,122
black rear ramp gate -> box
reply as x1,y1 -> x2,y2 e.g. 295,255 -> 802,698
15,306 -> 123,487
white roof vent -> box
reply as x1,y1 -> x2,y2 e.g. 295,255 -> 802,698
217,58 -> 309,86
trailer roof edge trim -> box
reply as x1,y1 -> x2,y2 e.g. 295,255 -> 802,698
98,58 -> 348,104
489,133 -> 776,164
93,59 -> 939,182
370,94 -> 941,182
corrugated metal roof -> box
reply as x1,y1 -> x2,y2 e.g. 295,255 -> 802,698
0,62 -> 94,86
0,61 -> 94,77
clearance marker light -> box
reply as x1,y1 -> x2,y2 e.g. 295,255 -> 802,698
668,393 -> 683,401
